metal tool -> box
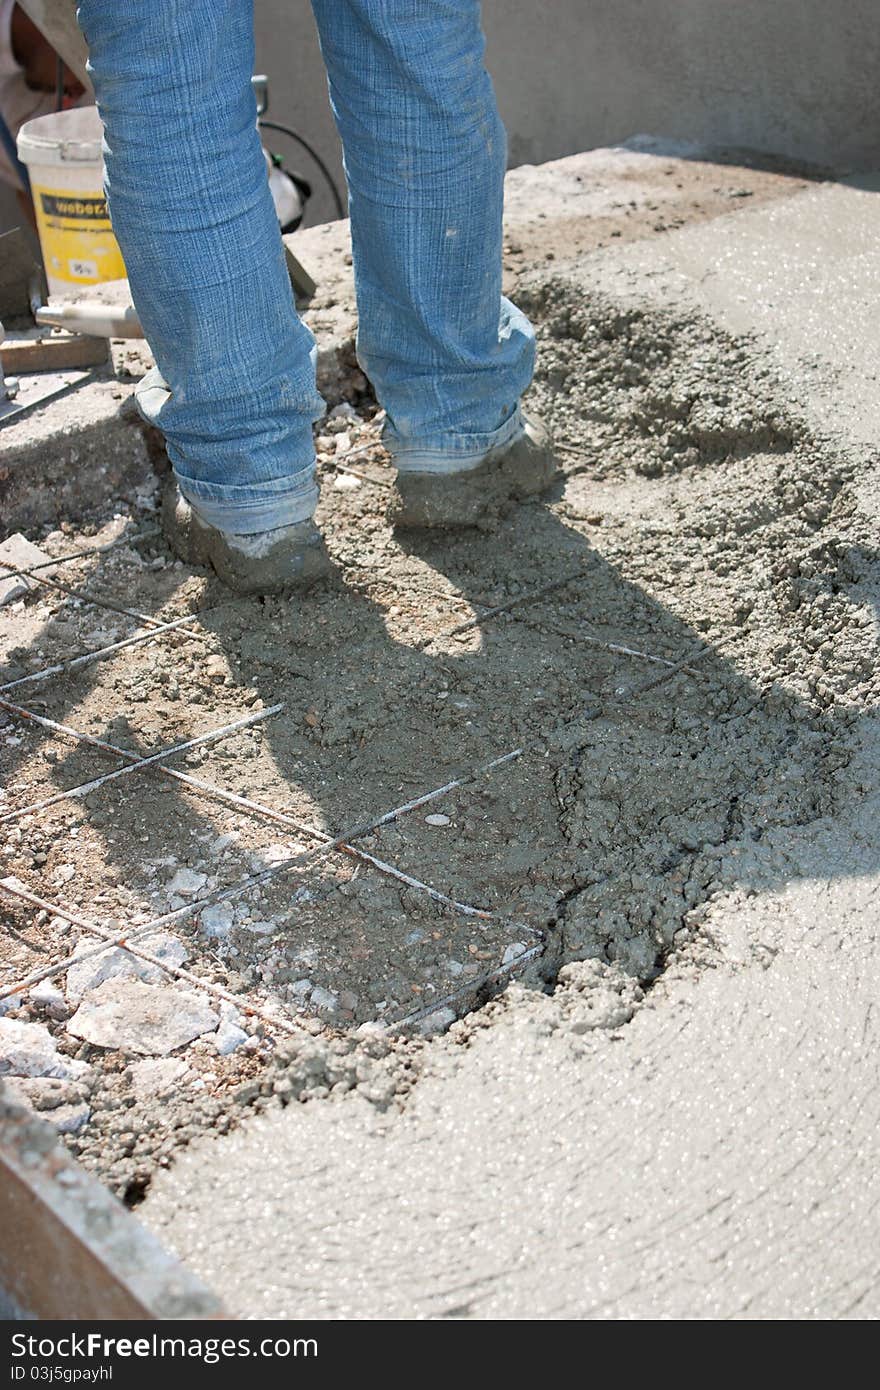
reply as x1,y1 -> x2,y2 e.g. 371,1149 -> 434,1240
0,364 -> 92,425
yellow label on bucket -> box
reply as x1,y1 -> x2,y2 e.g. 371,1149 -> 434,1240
32,182 -> 126,284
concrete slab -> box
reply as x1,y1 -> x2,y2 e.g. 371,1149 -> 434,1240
0,1089 -> 223,1319
0,374 -> 157,537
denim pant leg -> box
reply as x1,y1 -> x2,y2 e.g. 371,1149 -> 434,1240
77,0 -> 323,533
310,0 -> 536,474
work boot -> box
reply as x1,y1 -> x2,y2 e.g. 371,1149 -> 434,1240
388,413 -> 561,529
161,483 -> 331,595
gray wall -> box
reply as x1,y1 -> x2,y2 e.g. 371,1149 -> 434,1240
255,0 -> 880,226
486,0 -> 880,172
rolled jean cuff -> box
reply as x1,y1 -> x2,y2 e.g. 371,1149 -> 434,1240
175,473 -> 319,535
387,406 -> 524,475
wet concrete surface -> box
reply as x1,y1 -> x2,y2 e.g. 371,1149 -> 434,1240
144,818 -> 880,1318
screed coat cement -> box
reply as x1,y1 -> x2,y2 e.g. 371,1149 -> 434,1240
140,160 -> 880,1319
144,793 -> 880,1319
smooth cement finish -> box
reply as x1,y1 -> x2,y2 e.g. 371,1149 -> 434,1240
142,169 -> 880,1320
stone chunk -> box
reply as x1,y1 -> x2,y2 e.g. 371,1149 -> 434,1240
166,868 -> 208,897
0,1017 -> 86,1079
199,902 -> 235,939
0,533 -> 55,606
240,919 -> 274,936
50,1102 -> 91,1134
67,979 -> 219,1056
204,655 -> 227,682
417,1007 -> 456,1037
309,986 -> 338,1015
212,1020 -> 248,1055
502,942 -> 529,966
29,980 -> 65,1009
66,932 -> 189,1004
128,1056 -> 189,1099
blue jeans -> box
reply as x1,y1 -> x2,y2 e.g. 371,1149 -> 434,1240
76,0 -> 535,534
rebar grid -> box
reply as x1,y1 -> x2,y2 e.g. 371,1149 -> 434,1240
0,740 -> 535,1010
1,520 -> 720,1034
0,694 -> 501,918
0,526 -> 160,581
0,613 -> 210,694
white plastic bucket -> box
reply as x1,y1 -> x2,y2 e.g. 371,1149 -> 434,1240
17,106 -> 126,297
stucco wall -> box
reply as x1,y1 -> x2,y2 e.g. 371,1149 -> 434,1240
254,0 -> 880,225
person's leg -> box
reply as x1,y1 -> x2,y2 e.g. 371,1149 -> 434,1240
77,0 -> 327,579
310,0 -> 555,522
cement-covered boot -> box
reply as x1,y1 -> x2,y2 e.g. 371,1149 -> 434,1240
388,413 -> 561,530
161,483 -> 331,595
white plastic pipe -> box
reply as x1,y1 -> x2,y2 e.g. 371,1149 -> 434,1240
34,302 -> 144,338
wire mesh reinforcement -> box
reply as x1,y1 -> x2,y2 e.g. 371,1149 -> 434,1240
0,540 -> 717,1031
0,696 -> 501,918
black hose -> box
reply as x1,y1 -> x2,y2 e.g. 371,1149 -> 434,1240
258,117 -> 345,221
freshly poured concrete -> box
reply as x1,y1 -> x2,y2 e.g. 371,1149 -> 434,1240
143,737 -> 880,1318
139,161 -> 880,1319
584,171 -> 880,453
